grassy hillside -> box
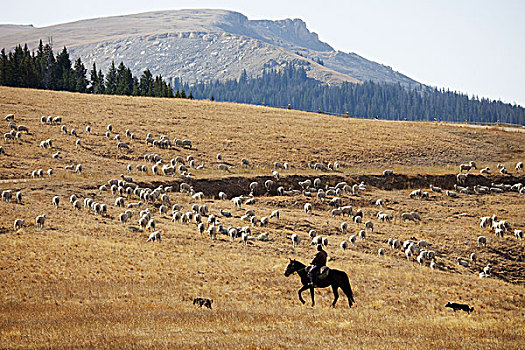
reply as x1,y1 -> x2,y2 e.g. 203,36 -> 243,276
0,87 -> 524,349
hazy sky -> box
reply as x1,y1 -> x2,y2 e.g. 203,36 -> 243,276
1,0 -> 524,106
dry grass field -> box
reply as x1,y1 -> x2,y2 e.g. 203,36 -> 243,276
0,86 -> 524,349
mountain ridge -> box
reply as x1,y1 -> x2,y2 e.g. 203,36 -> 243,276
0,9 -> 418,87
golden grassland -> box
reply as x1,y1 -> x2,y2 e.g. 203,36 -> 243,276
0,87 -> 524,349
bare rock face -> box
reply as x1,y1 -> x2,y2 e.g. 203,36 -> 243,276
0,9 -> 418,87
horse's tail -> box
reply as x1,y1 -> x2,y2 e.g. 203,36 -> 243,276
340,272 -> 355,307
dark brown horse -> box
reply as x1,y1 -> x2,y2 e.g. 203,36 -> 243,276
284,259 -> 355,308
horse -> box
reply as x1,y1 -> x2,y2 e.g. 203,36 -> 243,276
284,259 -> 355,308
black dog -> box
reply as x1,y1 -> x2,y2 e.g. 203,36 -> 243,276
193,298 -> 213,309
445,302 -> 474,314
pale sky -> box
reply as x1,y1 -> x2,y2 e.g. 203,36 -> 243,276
1,0 -> 524,106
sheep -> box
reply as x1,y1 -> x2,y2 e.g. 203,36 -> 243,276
358,230 -> 366,240
354,215 -> 363,227
75,164 -> 82,174
340,240 -> 348,251
365,221 -> 374,233
146,231 -> 161,243
61,125 -> 67,134
35,214 -> 46,229
429,184 -> 442,193
470,253 -> 477,264
260,216 -> 270,227
480,216 -> 493,229
147,219 -> 156,231
516,162 -> 523,172
119,212 -> 129,224
15,191 -> 22,204
456,173 -> 468,184
14,219 -> 25,231
264,180 -> 274,192
75,139 -> 81,147
383,169 -> 393,176
117,142 -> 130,151
5,114 -> 14,121
308,230 -> 317,240
483,264 -> 492,276
304,203 -> 312,214
459,164 -> 471,173
378,248 -> 386,256
2,190 -> 13,202
476,236 -> 487,247
456,258 -> 469,267
71,129 -> 78,137
4,133 -> 15,142
405,248 -> 413,260
349,235 -> 356,245
514,229 -> 523,240
499,167 -> 508,175
268,210 -> 280,221
340,221 -> 348,234
240,158 -> 251,168
480,167 -> 490,174
115,197 -> 125,207
377,212 -> 392,223
72,199 -> 82,210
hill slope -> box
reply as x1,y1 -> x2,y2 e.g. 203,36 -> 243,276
0,87 -> 524,349
0,9 -> 417,87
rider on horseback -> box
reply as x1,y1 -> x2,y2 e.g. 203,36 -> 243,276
308,244 -> 328,287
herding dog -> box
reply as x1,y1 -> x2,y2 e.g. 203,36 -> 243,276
193,298 -> 213,309
445,302 -> 474,314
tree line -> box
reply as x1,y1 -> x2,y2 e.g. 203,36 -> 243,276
181,65 -> 525,125
0,41 -> 177,98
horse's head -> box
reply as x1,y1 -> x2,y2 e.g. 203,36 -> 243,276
284,258 -> 299,277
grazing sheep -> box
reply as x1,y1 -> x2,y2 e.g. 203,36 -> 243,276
2,190 -> 13,202
147,219 -> 156,231
516,162 -> 523,172
430,261 -> 436,269
430,184 -> 442,193
0,146 -> 5,155
146,231 -> 161,243
61,125 -> 67,134
75,139 -> 81,147
378,248 -> 386,256
456,258 -> 469,267
52,196 -> 59,208
456,173 -> 468,184
365,221 -> 374,233
358,230 -> 366,240
340,221 -> 348,234
480,167 -> 490,174
354,215 -> 362,227
119,212 -> 129,224
14,219 -> 24,231
515,229 -> 523,240
483,264 -> 492,276
401,212 -> 421,223
290,234 -> 301,248
304,203 -> 312,214
348,235 -> 356,245
72,200 -> 82,210
15,191 -> 22,203
269,210 -> 280,220
322,237 -> 328,247
377,212 -> 392,223
35,214 -> 46,229
470,253 -> 477,264
75,164 -> 82,174
477,236 -> 487,247
260,216 -> 269,227
480,217 -> 493,229
383,169 -> 393,176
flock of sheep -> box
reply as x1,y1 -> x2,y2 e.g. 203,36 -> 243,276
2,112 -> 524,283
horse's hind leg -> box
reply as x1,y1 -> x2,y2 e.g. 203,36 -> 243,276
310,287 -> 315,307
331,285 -> 339,307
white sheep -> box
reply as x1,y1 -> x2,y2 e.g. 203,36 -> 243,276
51,196 -> 60,208
35,214 -> 46,229
14,219 -> 25,231
15,191 -> 22,204
515,229 -> 523,240
378,248 -> 386,256
304,203 -> 312,214
477,236 -> 487,247
516,162 -> 523,172
119,212 -> 129,224
470,253 -> 477,264
340,240 -> 348,251
146,231 -> 161,242
75,164 -> 82,174
269,210 -> 280,220
340,222 -> 348,234
456,257 -> 469,267
349,235 -> 356,245
358,230 -> 366,239
365,221 -> 374,232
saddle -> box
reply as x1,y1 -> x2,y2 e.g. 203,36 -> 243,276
306,265 -> 330,281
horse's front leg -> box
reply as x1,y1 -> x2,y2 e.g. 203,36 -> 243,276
310,286 -> 315,307
298,285 -> 309,304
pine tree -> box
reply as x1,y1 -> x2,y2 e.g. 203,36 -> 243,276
139,69 -> 154,96
73,58 -> 88,93
105,61 -> 117,94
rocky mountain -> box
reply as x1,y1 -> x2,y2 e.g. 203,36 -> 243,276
0,9 -> 418,87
